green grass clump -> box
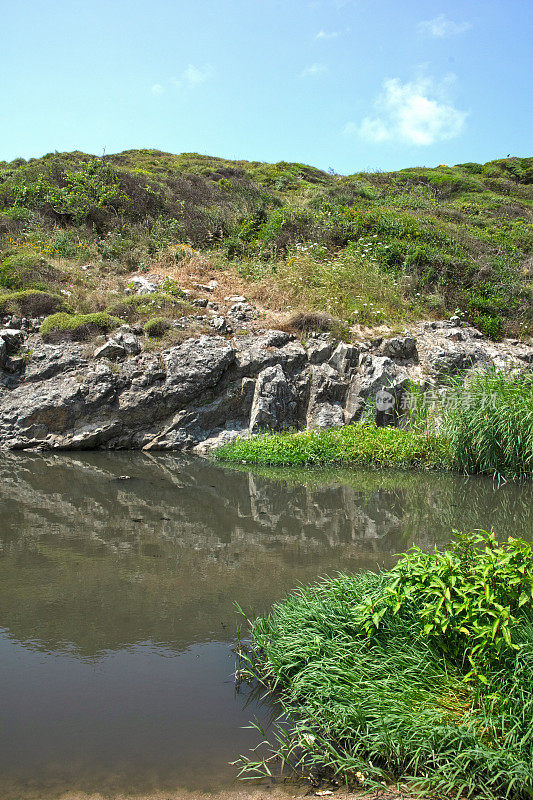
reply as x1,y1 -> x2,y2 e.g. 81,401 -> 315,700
40,311 -> 121,340
144,316 -> 171,337
216,422 -> 447,469
0,289 -> 67,316
107,292 -> 188,320
237,531 -> 533,798
443,371 -> 533,481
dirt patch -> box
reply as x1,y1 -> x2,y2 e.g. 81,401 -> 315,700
50,788 -> 422,800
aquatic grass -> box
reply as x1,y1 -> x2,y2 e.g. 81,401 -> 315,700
215,422 -> 448,469
216,371 -> 533,481
236,532 -> 533,798
441,370 -> 533,481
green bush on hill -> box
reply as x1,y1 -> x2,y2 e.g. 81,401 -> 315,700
144,316 -> 171,337
0,151 -> 531,336
0,289 -> 67,317
40,312 -> 121,340
0,251 -> 62,291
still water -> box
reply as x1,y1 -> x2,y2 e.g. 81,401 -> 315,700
0,453 -> 531,798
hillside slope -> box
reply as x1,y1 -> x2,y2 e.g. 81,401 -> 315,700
0,150 -> 531,339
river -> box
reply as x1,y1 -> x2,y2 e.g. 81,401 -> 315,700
0,453 -> 531,798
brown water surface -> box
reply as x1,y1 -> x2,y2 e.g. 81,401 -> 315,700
0,453 -> 531,798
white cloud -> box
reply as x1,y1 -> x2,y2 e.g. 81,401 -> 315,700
151,83 -> 164,95
170,64 -> 213,89
352,76 -> 467,146
418,14 -> 471,37
316,30 -> 339,39
301,63 -> 328,78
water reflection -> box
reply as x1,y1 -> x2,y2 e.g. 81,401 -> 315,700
0,453 -> 531,796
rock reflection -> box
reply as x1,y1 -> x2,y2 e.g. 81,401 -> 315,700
0,452 -> 531,657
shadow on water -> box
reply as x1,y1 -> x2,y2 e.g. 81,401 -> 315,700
0,452 -> 531,797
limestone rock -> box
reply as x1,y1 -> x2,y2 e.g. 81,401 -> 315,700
249,364 -> 298,432
0,329 -> 24,355
306,363 -> 348,429
113,327 -> 141,356
345,355 -> 408,424
131,276 -> 158,294
305,339 -> 335,365
328,342 -> 359,374
381,334 -> 417,361
94,341 -> 127,361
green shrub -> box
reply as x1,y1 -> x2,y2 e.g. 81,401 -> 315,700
144,316 -> 171,337
0,289 -> 67,316
471,312 -> 503,340
238,531 -> 533,797
0,251 -> 62,291
40,312 -> 121,341
160,276 -> 187,297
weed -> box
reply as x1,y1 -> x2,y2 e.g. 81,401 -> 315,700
236,531 -> 533,798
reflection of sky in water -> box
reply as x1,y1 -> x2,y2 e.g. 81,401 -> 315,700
0,453 -> 531,796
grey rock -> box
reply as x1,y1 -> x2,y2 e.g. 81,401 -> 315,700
94,341 -> 127,361
0,329 -> 24,355
211,316 -> 231,333
113,327 -> 142,356
131,276 -> 158,295
234,330 -> 302,375
381,335 -> 417,360
0,338 -> 7,369
305,339 -> 335,365
328,342 -> 359,374
345,355 -> 408,424
0,317 -> 531,452
311,403 -> 344,429
249,364 -> 298,432
307,364 -> 348,429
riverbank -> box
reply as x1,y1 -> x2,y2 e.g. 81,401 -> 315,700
238,532 -> 533,798
24,787 -> 422,800
1,316 -> 532,453
216,370 -> 533,481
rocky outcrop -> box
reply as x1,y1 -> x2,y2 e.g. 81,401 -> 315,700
0,317 -> 531,451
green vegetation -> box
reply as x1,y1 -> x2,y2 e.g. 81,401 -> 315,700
40,311 -> 121,340
216,371 -> 533,481
237,531 -> 533,798
0,150 -> 531,336
106,291 -> 189,320
216,423 -> 447,469
0,288 -> 67,316
0,250 -> 63,291
144,316 -> 171,337
443,371 -> 533,481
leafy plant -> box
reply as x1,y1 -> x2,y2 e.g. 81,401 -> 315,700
236,531 -> 533,797
360,529 -> 533,680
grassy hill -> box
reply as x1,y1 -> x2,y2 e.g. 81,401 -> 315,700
0,149 -> 531,338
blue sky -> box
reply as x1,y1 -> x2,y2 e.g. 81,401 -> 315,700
2,0 -> 531,173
